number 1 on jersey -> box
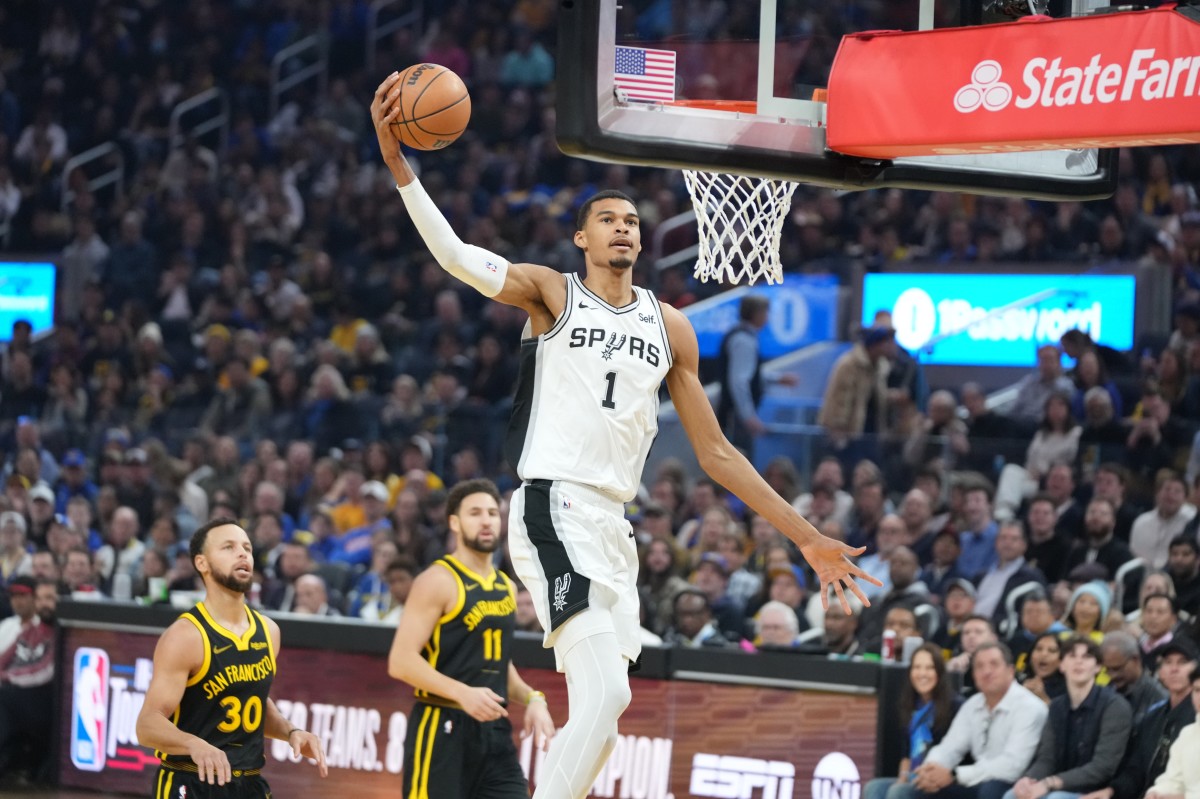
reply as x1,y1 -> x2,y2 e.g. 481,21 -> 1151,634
602,371 -> 617,409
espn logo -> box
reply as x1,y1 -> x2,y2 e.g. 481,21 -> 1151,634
71,647 -> 110,771
690,753 -> 795,799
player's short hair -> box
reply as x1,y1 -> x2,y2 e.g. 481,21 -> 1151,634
190,516 -> 243,564
576,190 -> 637,231
446,479 -> 501,518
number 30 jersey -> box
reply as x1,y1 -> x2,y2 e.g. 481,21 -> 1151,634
161,603 -> 276,772
505,272 -> 673,503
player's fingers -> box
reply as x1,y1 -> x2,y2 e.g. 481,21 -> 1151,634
840,544 -> 867,557
311,735 -> 329,777
833,581 -> 849,614
818,581 -> 830,611
847,579 -> 872,608
373,72 -> 400,99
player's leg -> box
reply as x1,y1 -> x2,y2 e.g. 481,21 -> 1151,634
473,717 -> 532,799
532,618 -> 631,799
402,703 -> 466,799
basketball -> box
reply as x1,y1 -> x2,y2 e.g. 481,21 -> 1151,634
389,63 -> 471,151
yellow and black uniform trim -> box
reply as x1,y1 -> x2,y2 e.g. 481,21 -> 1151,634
159,602 -> 276,773
401,557 -> 527,799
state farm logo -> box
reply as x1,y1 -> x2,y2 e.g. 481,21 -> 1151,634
952,48 -> 1200,115
954,60 -> 1013,112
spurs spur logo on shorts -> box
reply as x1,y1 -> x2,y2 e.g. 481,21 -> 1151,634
553,574 -> 572,612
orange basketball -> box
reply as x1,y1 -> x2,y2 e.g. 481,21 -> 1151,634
389,63 -> 471,151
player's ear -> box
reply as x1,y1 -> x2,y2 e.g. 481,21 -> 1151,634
573,229 -> 587,251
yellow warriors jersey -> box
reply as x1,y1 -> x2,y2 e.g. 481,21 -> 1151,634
505,272 -> 673,503
161,602 -> 276,772
416,556 -> 516,704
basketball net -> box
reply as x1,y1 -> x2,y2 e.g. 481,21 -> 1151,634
683,169 -> 800,286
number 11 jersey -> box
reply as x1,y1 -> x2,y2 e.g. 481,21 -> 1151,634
505,272 -> 673,503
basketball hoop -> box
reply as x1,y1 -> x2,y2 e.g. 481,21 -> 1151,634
683,169 -> 799,286
669,101 -> 799,286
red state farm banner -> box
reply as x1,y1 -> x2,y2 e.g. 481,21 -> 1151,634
826,4 -> 1200,158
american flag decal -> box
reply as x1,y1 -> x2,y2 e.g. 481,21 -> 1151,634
614,46 -> 677,103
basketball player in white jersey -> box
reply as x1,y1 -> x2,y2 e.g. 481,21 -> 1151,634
371,72 -> 879,799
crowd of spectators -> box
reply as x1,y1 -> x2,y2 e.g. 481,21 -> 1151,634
3,0 -> 1200,791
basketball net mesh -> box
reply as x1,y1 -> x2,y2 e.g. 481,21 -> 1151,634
683,170 -> 800,286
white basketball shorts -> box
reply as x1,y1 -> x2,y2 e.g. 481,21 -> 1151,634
508,479 -> 642,672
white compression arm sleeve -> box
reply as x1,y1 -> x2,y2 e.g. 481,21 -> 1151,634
396,180 -> 509,297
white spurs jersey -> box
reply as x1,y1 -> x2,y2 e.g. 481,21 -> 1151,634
505,273 -> 673,502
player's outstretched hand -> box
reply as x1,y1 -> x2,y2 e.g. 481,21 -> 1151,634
187,738 -> 231,785
523,700 -> 556,752
291,729 -> 329,777
370,72 -> 405,161
799,536 -> 882,614
457,685 -> 509,722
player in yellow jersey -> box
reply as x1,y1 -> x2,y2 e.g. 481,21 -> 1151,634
388,479 -> 555,799
136,518 -> 327,797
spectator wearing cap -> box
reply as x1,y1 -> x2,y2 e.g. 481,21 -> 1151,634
116,447 -> 158,534
0,576 -> 37,654
1003,636 -> 1131,799
818,325 -> 893,463
25,482 -> 56,549
1121,640 -> 1198,799
0,513 -> 31,589
933,578 -> 978,657
764,562 -> 811,635
322,480 -> 393,568
973,521 -> 1046,627
0,577 -> 59,783
52,449 -> 97,515
690,552 -> 751,641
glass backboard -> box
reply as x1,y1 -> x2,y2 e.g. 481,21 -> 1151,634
557,0 -> 1118,199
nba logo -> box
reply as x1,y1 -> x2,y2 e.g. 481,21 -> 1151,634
71,647 -> 110,771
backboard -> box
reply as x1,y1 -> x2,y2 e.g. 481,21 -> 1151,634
557,0 -> 1118,199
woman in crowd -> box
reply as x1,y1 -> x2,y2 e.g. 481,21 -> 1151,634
995,392 -> 1080,520
1061,581 -> 1111,644
1020,632 -> 1067,704
864,643 -> 961,799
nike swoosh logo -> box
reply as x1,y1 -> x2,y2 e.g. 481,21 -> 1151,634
214,644 -> 233,655
628,530 -> 635,539
578,301 -> 595,309
464,583 -> 479,591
